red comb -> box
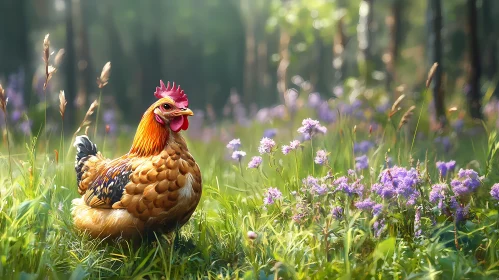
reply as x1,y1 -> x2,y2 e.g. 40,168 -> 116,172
154,80 -> 189,108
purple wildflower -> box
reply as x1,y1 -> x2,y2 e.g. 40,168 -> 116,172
263,187 -> 282,205
333,176 -> 364,196
429,183 -> 447,210
331,206 -> 343,220
258,137 -> 276,154
436,160 -> 456,176
491,184 -> 499,200
248,156 -> 263,168
231,151 -> 246,162
374,166 -> 421,205
282,145 -> 292,155
355,155 -> 369,170
302,176 -> 328,195
353,140 -> 374,154
372,204 -> 383,216
355,198 -> 376,211
318,102 -> 336,123
451,169 -> 483,196
227,139 -> 241,151
290,140 -> 301,149
263,129 -> 277,139
435,136 -> 452,153
314,150 -> 328,165
297,118 -> 327,139
282,140 -> 301,155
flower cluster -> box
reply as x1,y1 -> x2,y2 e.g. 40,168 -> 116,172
331,206 -> 343,220
371,166 -> 421,205
231,151 -> 246,161
436,160 -> 456,176
297,118 -> 327,139
258,137 -> 276,154
332,174 -> 364,197
227,139 -> 246,162
314,150 -> 328,165
355,155 -> 369,170
353,140 -> 374,154
248,156 -> 263,168
450,169 -> 483,196
263,187 -> 283,205
282,140 -> 301,155
226,138 -> 241,150
491,183 -> 499,201
302,176 -> 328,195
429,183 -> 448,210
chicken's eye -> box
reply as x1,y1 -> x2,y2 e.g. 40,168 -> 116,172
162,104 -> 172,110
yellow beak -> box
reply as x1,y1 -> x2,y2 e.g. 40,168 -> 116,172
180,108 -> 194,116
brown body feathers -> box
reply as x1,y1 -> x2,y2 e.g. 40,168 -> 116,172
72,92 -> 201,239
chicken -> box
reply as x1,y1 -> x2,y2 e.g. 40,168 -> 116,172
72,81 -> 202,239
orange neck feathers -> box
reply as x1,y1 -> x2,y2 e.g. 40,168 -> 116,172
129,109 -> 169,156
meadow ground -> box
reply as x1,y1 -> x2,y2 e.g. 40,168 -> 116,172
2,83 -> 499,279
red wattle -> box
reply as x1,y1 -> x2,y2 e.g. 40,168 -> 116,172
181,116 -> 189,130
170,116 -> 184,132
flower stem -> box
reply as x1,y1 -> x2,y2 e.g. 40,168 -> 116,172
44,88 -> 48,153
311,138 -> 315,175
294,151 -> 300,190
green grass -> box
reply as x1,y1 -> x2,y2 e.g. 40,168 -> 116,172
1,94 -> 499,279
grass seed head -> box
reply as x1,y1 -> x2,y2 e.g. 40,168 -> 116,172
43,34 -> 50,64
426,63 -> 438,88
59,90 -> 67,119
97,61 -> 111,88
389,94 -> 405,118
398,105 -> 416,129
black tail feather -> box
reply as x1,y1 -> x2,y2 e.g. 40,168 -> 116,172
74,135 -> 98,184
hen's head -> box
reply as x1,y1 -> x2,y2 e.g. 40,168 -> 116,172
151,81 -> 193,132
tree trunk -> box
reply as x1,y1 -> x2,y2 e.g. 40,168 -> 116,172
428,0 -> 446,126
333,17 -> 347,86
482,0 -> 498,97
357,0 -> 374,85
103,5 -> 130,121
385,0 -> 402,90
466,0 -> 482,119
64,0 -> 77,127
74,0 -> 96,111
241,0 -> 256,105
276,31 -> 290,104
0,0 -> 30,100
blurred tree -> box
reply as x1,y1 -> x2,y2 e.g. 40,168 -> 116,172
466,0 -> 482,119
482,0 -> 498,97
384,0 -> 403,90
75,0 -> 96,111
357,0 -> 374,85
64,0 -> 76,126
0,0 -> 29,97
427,0 -> 446,126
